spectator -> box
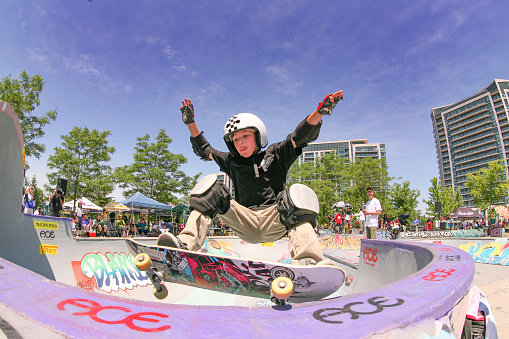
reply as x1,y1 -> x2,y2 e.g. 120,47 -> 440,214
94,214 -> 105,236
81,214 -> 91,236
117,215 -> 126,237
345,209 -> 351,233
359,210 -> 365,234
152,220 -> 161,236
426,218 -> 433,231
49,188 -> 65,217
382,214 -> 390,230
137,218 -> 147,236
108,211 -> 115,225
75,200 -> 84,231
391,218 -> 400,239
448,217 -> 455,229
335,213 -> 342,233
364,187 -> 382,239
412,216 -> 419,231
166,221 -> 174,235
34,207 -> 43,215
23,186 -> 35,214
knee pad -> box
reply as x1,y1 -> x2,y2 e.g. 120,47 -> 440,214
277,184 -> 319,231
189,174 -> 231,219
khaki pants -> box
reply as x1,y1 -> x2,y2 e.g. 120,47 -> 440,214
177,200 -> 324,262
366,226 -> 377,239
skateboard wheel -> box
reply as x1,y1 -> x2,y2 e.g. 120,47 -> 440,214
134,253 -> 152,271
271,277 -> 293,300
153,285 -> 168,299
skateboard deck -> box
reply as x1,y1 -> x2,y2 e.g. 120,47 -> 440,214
126,238 -> 345,303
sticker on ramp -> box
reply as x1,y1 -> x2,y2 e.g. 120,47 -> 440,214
34,220 -> 59,230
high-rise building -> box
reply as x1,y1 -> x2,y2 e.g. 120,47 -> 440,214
298,139 -> 387,165
431,79 -> 509,207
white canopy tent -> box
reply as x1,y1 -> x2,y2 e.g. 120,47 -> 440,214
63,197 -> 103,214
332,201 -> 353,209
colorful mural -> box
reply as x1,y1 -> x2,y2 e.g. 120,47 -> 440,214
459,240 -> 509,266
320,235 -> 363,250
202,239 -> 243,257
73,252 -> 150,293
399,229 -> 484,239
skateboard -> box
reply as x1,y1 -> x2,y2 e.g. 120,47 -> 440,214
126,238 -> 345,304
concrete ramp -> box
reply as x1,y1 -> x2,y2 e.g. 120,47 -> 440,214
0,101 -> 57,280
0,237 -> 476,338
413,237 -> 509,266
0,101 -> 478,338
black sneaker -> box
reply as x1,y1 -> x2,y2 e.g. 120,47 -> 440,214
157,233 -> 187,250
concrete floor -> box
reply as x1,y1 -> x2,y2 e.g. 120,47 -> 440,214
471,262 -> 509,337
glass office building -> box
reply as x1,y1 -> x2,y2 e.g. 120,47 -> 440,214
298,139 -> 387,165
431,79 -> 509,207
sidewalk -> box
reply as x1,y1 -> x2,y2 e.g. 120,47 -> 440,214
471,262 -> 509,337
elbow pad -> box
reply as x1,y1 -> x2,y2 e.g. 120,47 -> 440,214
290,117 -> 322,148
190,133 -> 213,161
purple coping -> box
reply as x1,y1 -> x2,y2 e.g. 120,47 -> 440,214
0,239 -> 474,338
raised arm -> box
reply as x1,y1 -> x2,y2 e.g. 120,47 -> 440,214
291,90 -> 343,148
308,90 -> 343,124
180,98 -> 201,137
180,98 -> 213,160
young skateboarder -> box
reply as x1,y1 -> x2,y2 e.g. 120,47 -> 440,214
158,91 -> 343,265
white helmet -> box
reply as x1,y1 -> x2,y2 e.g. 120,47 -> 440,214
223,113 -> 268,156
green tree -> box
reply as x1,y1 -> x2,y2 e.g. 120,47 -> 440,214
287,155 -> 394,225
423,177 -> 463,219
115,129 -> 199,204
388,181 -> 420,218
287,154 -> 347,225
343,158 -> 393,215
465,160 -> 509,212
0,71 -> 57,162
46,126 -> 116,210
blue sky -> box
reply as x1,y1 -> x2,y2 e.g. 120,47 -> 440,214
2,0 -> 509,213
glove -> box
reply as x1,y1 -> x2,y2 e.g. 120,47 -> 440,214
316,92 -> 343,115
181,103 -> 195,125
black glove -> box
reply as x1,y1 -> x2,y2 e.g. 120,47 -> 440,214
316,93 -> 342,115
181,103 -> 195,125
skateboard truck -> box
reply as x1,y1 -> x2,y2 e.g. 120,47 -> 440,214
270,277 -> 294,305
134,253 -> 169,299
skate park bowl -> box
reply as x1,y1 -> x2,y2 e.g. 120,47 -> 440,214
0,101 -> 477,338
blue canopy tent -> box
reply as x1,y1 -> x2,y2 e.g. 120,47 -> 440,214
118,192 -> 173,211
118,192 -> 173,235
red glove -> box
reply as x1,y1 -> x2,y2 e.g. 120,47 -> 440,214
316,92 -> 343,115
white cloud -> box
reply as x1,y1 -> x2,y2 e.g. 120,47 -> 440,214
64,54 -> 101,76
173,65 -> 186,72
28,48 -> 51,70
265,60 -> 302,96
406,8 -> 469,56
195,83 -> 227,102
63,54 -> 131,94
163,45 -> 177,60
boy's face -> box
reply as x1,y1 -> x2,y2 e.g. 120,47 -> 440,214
232,129 -> 257,157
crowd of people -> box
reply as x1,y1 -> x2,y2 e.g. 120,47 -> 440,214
326,209 -> 359,234
320,210 -> 509,239
72,205 -> 180,238
71,200 -> 183,237
22,184 -> 508,240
